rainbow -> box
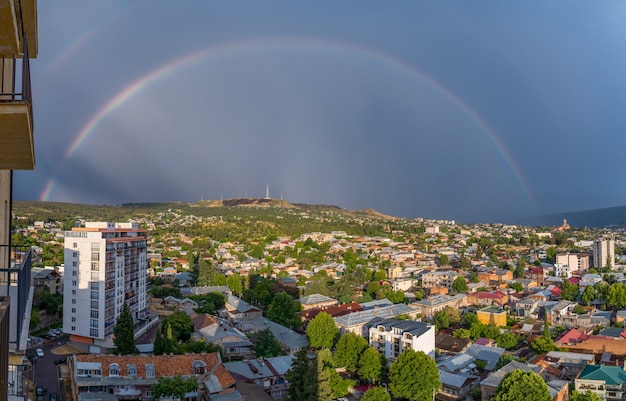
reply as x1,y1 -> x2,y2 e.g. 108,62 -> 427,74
40,37 -> 535,209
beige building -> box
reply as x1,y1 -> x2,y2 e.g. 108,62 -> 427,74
556,253 -> 590,273
422,270 -> 460,289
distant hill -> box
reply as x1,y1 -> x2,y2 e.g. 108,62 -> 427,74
13,199 -> 397,222
514,205 -> 626,228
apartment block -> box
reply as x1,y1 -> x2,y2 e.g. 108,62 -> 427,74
593,239 -> 615,269
556,253 -> 589,273
63,222 -> 148,348
422,270 -> 460,289
369,318 -> 435,360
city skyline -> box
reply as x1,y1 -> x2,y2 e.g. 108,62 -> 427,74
15,1 -> 626,222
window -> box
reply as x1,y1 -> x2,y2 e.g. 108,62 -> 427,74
91,301 -> 98,309
91,252 -> 100,261
91,310 -> 99,319
71,326 -> 75,331
127,364 -> 137,376
71,308 -> 76,313
72,298 -> 76,304
90,319 -> 99,328
109,363 -> 119,376
91,262 -> 99,271
145,364 -> 155,378
72,280 -> 77,286
72,261 -> 77,267
72,270 -> 77,276
72,290 -> 76,295
72,251 -> 78,257
91,243 -> 100,251
90,328 -> 98,337
145,390 -> 153,397
91,291 -> 99,300
91,272 -> 99,281
73,242 -> 77,248
71,317 -> 76,322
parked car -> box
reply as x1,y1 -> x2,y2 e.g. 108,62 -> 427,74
36,348 -> 44,358
49,393 -> 58,401
36,385 -> 45,396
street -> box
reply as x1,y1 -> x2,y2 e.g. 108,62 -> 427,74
26,336 -> 69,401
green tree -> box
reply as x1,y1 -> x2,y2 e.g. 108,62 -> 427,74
163,311 -> 194,341
196,258 -> 218,286
357,347 -> 384,382
459,256 -> 472,270
509,282 -> 523,293
316,349 -> 335,401
452,328 -> 471,339
254,329 -> 284,357
389,350 -> 440,401
434,306 -> 461,330
286,348 -> 316,401
163,322 -> 175,355
226,274 -> 243,296
361,387 -> 391,401
573,304 -> 586,314
531,336 -> 557,354
30,308 -> 41,330
570,390 -> 603,401
439,254 -> 450,266
514,258 -> 526,278
560,279 -> 579,301
113,302 -> 136,355
152,375 -> 198,401
492,369 -> 551,401
581,285 -> 595,306
334,333 -> 369,372
385,290 -> 406,304
267,292 -> 301,329
496,332 -> 519,350
306,312 -> 339,349
452,276 -> 469,294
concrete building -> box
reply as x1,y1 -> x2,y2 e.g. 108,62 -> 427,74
593,239 -> 615,269
556,253 -> 589,273
369,318 -> 435,360
1,1 -> 38,398
422,270 -> 459,289
63,222 -> 149,349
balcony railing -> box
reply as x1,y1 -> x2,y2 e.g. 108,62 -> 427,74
0,32 -> 32,111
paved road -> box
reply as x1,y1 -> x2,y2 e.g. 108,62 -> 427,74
26,336 -> 68,401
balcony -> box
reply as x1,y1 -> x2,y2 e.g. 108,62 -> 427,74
1,0 -> 36,169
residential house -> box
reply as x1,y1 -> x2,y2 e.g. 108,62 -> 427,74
369,318 -> 435,360
422,270 -> 460,289
31,267 -> 62,295
298,303 -> 363,327
219,296 -> 263,325
413,294 -> 467,318
249,317 -> 309,354
468,291 -> 509,308
476,307 -> 507,327
224,355 -> 294,400
199,322 -> 254,360
435,334 -> 471,355
297,294 -> 337,311
69,353 -> 241,401
438,370 -> 480,400
478,269 -> 513,286
480,361 -> 543,401
550,301 -> 577,326
575,364 -> 626,401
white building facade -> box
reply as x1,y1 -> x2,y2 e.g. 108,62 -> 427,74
63,222 -> 148,346
369,318 -> 435,360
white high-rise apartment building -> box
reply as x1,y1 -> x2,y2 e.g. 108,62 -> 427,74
63,222 -> 147,346
592,238 -> 615,269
